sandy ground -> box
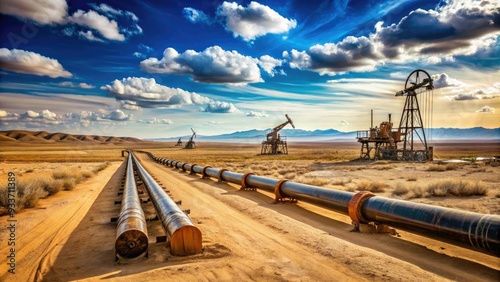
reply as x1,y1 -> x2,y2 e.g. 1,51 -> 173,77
1,149 -> 499,282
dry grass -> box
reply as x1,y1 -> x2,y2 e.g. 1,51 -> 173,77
356,180 -> 389,193
0,162 -> 109,214
296,176 -> 331,186
392,180 -> 489,199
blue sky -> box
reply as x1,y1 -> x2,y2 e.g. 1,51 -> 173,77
0,0 -> 499,138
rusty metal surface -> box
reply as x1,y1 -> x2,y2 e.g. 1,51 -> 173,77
132,152 -> 202,256
115,153 -> 148,259
150,153 -> 500,256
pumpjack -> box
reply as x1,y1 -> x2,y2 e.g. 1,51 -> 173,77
261,114 -> 295,155
356,69 -> 434,161
175,138 -> 182,146
184,128 -> 196,149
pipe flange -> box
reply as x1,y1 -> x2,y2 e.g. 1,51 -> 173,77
171,161 -> 178,168
348,191 -> 375,224
202,166 -> 211,178
166,160 -> 172,166
182,163 -> 189,172
217,169 -> 228,183
189,164 -> 197,175
274,179 -> 289,202
240,172 -> 255,190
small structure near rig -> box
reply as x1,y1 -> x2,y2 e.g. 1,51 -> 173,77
184,128 -> 196,149
356,69 -> 434,161
261,114 -> 295,155
175,138 -> 182,146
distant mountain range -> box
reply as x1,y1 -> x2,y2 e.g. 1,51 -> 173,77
151,127 -> 500,142
0,130 -> 144,143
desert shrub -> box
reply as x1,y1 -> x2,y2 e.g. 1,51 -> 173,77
16,179 -> 49,209
62,179 -> 76,191
25,169 -> 34,173
445,163 -> 464,171
405,185 -> 427,199
53,169 -> 78,179
0,184 -> 9,211
426,165 -> 446,172
92,162 -> 109,174
331,177 -> 351,186
297,176 -> 330,186
407,176 -> 417,181
426,180 -> 488,197
392,184 -> 409,196
41,178 -> 63,196
284,172 -> 297,180
81,171 -> 93,179
357,180 -> 389,193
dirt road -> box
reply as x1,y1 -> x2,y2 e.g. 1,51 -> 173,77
1,153 -> 498,281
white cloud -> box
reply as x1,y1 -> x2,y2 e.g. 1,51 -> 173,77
89,3 -> 139,21
183,7 -> 213,25
202,101 -> 240,113
284,0 -> 500,75
59,81 -> 94,89
259,55 -> 283,77
119,100 -> 141,111
140,46 -> 263,84
0,0 -> 67,25
475,106 -> 495,113
0,48 -> 72,78
78,30 -> 104,42
67,9 -> 125,41
101,77 -> 214,108
431,73 -> 466,89
140,117 -> 173,124
247,111 -> 269,118
106,109 -> 129,121
216,1 -> 297,41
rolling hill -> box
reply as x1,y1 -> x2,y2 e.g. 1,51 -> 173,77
0,130 -> 144,143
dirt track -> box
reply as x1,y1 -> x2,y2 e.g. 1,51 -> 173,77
1,153 -> 499,281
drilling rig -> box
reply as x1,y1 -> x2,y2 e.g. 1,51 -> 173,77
356,69 -> 434,161
261,114 -> 295,155
184,128 -> 196,149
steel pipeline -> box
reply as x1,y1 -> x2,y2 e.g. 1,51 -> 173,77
115,152 -> 148,259
131,152 -> 202,256
150,153 -> 500,256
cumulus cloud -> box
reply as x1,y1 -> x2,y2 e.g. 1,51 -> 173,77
59,81 -> 94,89
475,105 -> 495,112
202,101 -> 240,113
101,77 -> 212,108
183,7 -> 213,25
258,55 -> 283,77
140,46 -> 263,84
247,111 -> 269,118
0,48 -> 72,78
119,100 -> 141,111
67,10 -> 125,41
89,3 -> 139,21
284,0 -> 500,75
0,109 -> 131,127
284,36 -> 381,75
0,0 -> 68,25
431,73 -> 466,89
451,81 -> 500,100
216,1 -> 296,41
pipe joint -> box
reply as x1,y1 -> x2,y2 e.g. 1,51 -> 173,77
189,164 -> 197,175
348,191 -> 375,224
274,179 -> 294,202
217,169 -> 228,183
240,172 -> 255,190
202,166 -> 211,178
182,163 -> 189,172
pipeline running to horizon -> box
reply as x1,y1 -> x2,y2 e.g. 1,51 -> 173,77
143,151 -> 500,257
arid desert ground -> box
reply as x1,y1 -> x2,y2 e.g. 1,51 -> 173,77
0,139 -> 499,281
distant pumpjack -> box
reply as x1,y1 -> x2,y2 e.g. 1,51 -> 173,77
175,138 -> 182,146
261,114 -> 295,155
184,128 -> 196,149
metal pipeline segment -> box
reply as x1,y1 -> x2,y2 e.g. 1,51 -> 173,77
149,153 -> 500,256
115,152 -> 149,259
131,152 -> 202,256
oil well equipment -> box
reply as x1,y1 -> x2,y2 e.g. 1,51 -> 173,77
175,138 -> 182,146
184,128 -> 196,149
261,114 -> 295,155
356,69 -> 434,161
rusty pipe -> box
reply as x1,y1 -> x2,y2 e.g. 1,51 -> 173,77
131,153 -> 202,256
150,154 -> 500,256
115,152 -> 148,259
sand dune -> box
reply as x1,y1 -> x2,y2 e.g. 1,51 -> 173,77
0,130 -> 143,143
